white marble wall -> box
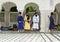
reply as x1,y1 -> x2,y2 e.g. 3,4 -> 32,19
40,10 -> 51,32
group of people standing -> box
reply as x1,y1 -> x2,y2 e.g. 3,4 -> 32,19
17,12 -> 39,32
17,11 -> 55,35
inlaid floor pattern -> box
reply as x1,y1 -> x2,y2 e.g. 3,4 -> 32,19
0,31 -> 60,42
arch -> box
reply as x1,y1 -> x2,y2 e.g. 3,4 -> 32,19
1,2 -> 17,11
10,6 -> 18,12
24,2 -> 40,13
1,2 -> 18,27
54,3 -> 60,13
54,3 -> 60,25
23,2 -> 40,31
53,3 -> 60,31
26,6 -> 36,12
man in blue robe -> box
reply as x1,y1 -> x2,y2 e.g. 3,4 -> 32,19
49,12 -> 55,35
17,12 -> 24,32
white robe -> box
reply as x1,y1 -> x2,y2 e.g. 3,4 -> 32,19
32,15 -> 39,29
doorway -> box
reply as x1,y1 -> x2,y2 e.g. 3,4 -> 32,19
23,2 -> 40,31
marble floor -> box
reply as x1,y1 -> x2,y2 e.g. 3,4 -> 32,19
0,31 -> 60,42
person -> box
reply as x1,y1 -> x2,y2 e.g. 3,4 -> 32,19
32,12 -> 39,30
17,12 -> 24,32
24,14 -> 31,30
49,12 -> 55,35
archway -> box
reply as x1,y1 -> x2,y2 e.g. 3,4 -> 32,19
23,2 -> 40,31
54,3 -> 60,31
1,2 -> 18,27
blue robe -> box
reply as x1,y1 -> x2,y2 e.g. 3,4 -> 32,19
17,16 -> 24,30
49,16 -> 55,30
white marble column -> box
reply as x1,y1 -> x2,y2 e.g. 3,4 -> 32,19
40,10 -> 46,32
5,11 -> 10,27
40,10 -> 51,32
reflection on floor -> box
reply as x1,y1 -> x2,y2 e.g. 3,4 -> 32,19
0,31 -> 60,42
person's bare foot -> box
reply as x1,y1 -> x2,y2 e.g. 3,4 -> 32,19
19,30 -> 22,32
50,32 -> 54,35
18,30 -> 19,32
21,30 -> 24,32
50,33 -> 53,35
18,30 -> 21,33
